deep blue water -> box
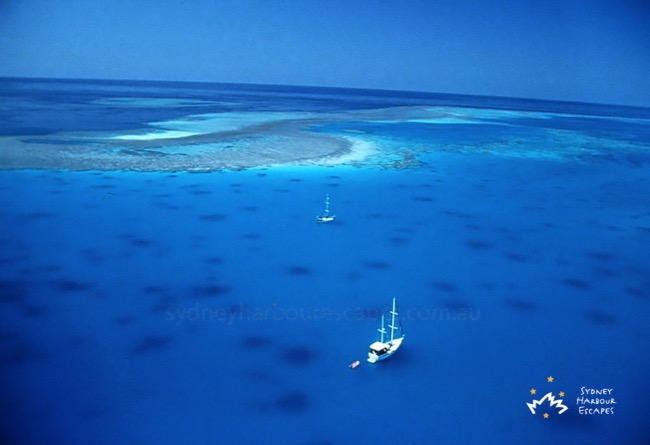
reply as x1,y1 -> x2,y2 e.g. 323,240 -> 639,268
3,76 -> 650,136
1,78 -> 650,444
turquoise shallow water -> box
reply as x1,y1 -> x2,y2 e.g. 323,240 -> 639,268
1,79 -> 650,444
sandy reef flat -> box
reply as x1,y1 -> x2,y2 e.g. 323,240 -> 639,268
1,103 -> 646,172
0,106 -> 453,172
0,132 -> 354,172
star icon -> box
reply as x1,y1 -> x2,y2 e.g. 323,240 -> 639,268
559,391 -> 565,397
530,388 -> 537,395
543,413 -> 549,419
547,376 -> 554,383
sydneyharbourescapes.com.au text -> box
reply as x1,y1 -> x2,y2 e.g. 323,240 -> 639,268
166,303 -> 481,325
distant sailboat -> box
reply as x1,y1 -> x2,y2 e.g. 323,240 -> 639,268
367,298 -> 405,363
316,194 -> 336,223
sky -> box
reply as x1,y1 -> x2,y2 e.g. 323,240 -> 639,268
0,0 -> 649,107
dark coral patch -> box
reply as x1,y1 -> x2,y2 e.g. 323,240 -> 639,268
131,335 -> 173,354
389,236 -> 410,246
286,266 -> 313,276
127,238 -> 155,248
363,261 -> 390,270
281,346 -> 313,366
53,279 -> 92,293
115,316 -> 135,326
198,213 -> 227,222
0,281 -> 27,304
503,252 -> 531,263
80,248 -> 107,266
626,286 -> 649,300
345,271 -> 361,282
0,330 -> 19,344
193,284 -> 232,298
154,202 -> 180,210
0,342 -> 45,366
143,285 -> 166,294
432,281 -> 458,293
443,210 -> 474,219
189,189 -> 212,196
241,336 -> 272,349
273,391 -> 311,413
464,240 -> 494,250
560,278 -> 592,290
585,310 -> 617,325
503,298 -> 537,311
150,301 -> 173,314
204,256 -> 225,265
439,297 -> 472,309
478,281 -> 497,290
90,183 -> 116,190
244,369 -> 277,384
35,264 -> 62,273
221,303 -> 248,318
240,233 -> 260,240
22,305 -> 49,318
593,267 -> 617,277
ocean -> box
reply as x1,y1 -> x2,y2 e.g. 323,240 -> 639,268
1,78 -> 649,444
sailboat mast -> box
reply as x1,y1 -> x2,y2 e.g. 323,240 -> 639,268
378,315 -> 386,343
324,194 -> 330,215
389,297 -> 398,341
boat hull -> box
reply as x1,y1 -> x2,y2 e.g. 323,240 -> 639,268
367,336 -> 404,363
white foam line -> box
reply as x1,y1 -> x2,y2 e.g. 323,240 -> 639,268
113,130 -> 198,141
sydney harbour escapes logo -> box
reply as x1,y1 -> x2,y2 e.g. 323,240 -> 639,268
527,376 -> 617,419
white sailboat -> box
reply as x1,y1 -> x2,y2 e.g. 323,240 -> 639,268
316,194 -> 336,223
367,298 -> 405,363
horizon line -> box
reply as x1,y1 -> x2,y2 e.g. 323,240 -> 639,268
1,74 -> 648,111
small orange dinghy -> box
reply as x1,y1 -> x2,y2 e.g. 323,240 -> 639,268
348,360 -> 360,369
